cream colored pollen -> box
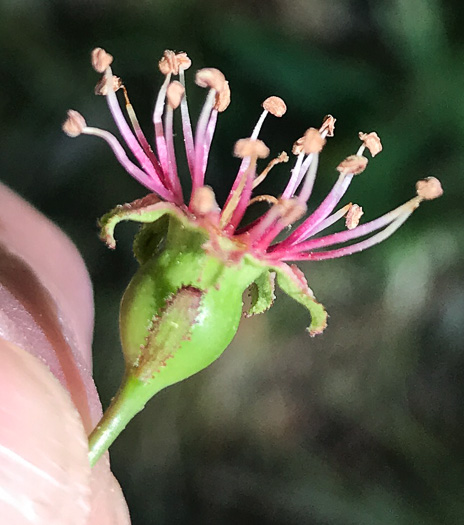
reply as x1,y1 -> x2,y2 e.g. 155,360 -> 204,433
303,128 -> 326,154
91,48 -> 113,73
195,68 -> 226,92
262,96 -> 287,117
94,75 -> 122,96
214,81 -> 231,112
166,81 -> 185,109
337,155 -> 368,176
345,204 -> 364,230
415,177 -> 443,200
62,110 -> 87,137
320,115 -> 336,137
191,186 -> 219,215
359,131 -> 382,157
234,138 -> 270,159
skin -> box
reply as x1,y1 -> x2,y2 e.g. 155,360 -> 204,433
0,183 -> 130,524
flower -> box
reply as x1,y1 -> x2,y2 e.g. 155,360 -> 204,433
63,48 -> 442,339
65,49 -> 443,463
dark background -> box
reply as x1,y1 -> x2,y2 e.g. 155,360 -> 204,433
1,1 -> 464,523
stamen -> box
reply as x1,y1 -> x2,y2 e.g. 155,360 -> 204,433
234,138 -> 270,159
282,118 -> 332,200
320,115 -> 336,137
253,152 -> 289,189
307,203 -> 352,236
91,47 -> 113,73
174,52 -> 192,72
276,171 -> 356,247
81,126 -> 174,201
178,67 -> 195,175
220,139 -> 269,230
258,151 -> 319,245
153,70 -> 172,177
292,137 -> 305,156
274,197 -> 421,258
262,96 -> 287,118
416,177 -> 443,200
214,81 -> 231,112
102,69 -> 164,184
62,110 -> 86,137
159,50 -> 179,75
192,89 -> 217,192
219,162 -> 256,230
345,204 -> 364,230
166,81 -> 185,109
195,68 -> 226,92
250,198 -> 307,251
190,185 -> 220,216
120,86 -> 164,180
200,109 -> 218,179
337,155 -> 368,176
94,75 -> 122,96
302,128 -> 326,154
248,194 -> 279,206
222,96 -> 285,218
297,152 -> 319,203
164,99 -> 183,202
359,131 -> 382,157
284,203 -> 418,261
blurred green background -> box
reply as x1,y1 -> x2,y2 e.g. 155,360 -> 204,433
1,0 -> 464,523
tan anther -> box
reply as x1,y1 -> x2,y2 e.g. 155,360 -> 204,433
94,75 -> 122,96
214,81 -> 231,112
158,50 -> 178,75
277,198 -> 307,226
415,177 -> 443,200
359,131 -> 382,157
234,138 -> 270,159
175,52 -> 191,71
195,68 -> 226,92
248,194 -> 279,206
91,48 -> 113,73
292,137 -> 305,155
166,81 -> 185,109
191,186 -> 219,215
62,110 -> 87,137
337,155 -> 368,176
262,96 -> 287,117
345,204 -> 364,230
303,128 -> 326,154
320,115 -> 336,137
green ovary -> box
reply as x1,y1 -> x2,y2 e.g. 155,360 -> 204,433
119,218 -> 263,392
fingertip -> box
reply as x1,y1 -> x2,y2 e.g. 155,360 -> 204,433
0,340 -> 92,524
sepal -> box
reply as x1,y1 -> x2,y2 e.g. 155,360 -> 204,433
99,193 -> 187,249
245,270 -> 276,317
270,262 -> 328,336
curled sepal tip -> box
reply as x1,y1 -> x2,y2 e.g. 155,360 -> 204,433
98,193 -> 181,249
270,263 -> 328,336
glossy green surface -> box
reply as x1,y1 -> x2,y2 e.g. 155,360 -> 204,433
120,217 -> 263,390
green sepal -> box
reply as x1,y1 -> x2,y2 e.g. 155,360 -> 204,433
134,285 -> 203,381
245,270 -> 276,317
99,193 -> 189,249
270,262 -> 328,336
133,215 -> 169,265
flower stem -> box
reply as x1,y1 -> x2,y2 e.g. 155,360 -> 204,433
88,372 -> 159,467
